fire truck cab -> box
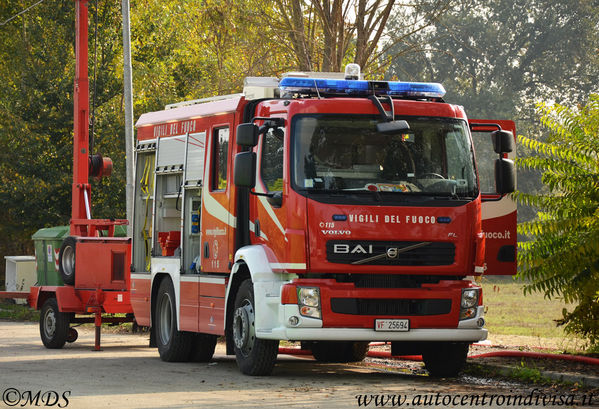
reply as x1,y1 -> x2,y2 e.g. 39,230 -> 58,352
130,66 -> 517,376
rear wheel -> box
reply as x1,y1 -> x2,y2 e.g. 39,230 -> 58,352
310,341 -> 370,363
40,298 -> 70,349
189,333 -> 218,362
155,278 -> 192,362
422,342 -> 469,377
232,279 -> 278,375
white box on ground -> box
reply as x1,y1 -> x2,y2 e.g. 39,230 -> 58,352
4,256 -> 36,304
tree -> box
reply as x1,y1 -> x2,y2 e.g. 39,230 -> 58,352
261,0 -> 451,75
0,0 -> 127,266
385,0 -> 598,117
384,0 -> 599,223
514,95 -> 599,346
130,0 -> 295,110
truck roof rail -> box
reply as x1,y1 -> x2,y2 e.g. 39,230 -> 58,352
165,93 -> 244,110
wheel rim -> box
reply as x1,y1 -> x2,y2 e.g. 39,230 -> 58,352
43,308 -> 56,339
232,299 -> 255,357
62,245 -> 75,278
157,292 -> 173,346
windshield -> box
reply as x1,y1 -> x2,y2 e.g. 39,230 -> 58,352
292,115 -> 478,198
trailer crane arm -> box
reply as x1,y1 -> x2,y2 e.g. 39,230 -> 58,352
71,0 -> 127,237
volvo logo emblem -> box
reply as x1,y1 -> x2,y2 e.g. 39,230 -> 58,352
386,247 -> 399,259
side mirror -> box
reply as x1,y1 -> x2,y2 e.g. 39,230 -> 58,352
495,158 -> 516,194
376,120 -> 410,134
234,152 -> 256,188
491,130 -> 514,154
236,123 -> 259,147
266,191 -> 283,208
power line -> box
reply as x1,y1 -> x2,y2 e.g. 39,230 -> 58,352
0,0 -> 47,26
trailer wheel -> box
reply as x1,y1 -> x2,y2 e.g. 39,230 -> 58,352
155,278 -> 192,362
422,341 -> 469,377
40,298 -> 70,349
58,236 -> 77,285
232,279 -> 278,375
189,333 -> 218,362
310,341 -> 370,363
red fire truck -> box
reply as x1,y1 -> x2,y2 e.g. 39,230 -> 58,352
10,2 -> 517,378
123,65 -> 517,376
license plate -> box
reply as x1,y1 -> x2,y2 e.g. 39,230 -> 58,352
374,319 -> 410,332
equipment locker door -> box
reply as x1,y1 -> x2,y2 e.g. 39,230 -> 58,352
470,119 -> 517,275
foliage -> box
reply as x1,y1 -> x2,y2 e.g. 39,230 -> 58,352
0,0 -> 292,270
514,95 -> 599,346
386,0 -> 598,116
259,0 -> 451,75
0,1 -> 127,264
385,0 -> 599,223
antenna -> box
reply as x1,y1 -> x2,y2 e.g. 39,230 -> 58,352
313,79 -> 322,99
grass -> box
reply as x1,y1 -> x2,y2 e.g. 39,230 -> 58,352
480,276 -> 576,340
0,301 -> 39,322
464,363 -> 570,388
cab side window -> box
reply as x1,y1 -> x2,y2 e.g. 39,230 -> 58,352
212,127 -> 229,191
471,131 -> 496,193
261,127 -> 284,191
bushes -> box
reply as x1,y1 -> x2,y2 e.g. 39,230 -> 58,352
514,94 -> 599,346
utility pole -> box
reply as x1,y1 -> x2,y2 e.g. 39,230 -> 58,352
122,0 -> 134,236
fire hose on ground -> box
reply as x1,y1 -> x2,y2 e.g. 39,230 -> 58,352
277,343 -> 599,366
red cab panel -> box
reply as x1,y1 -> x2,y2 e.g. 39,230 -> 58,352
470,119 -> 517,275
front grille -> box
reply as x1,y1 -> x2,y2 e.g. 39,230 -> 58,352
336,274 -> 461,289
330,298 -> 452,316
326,240 -> 455,266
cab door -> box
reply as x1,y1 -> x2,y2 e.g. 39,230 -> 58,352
201,122 -> 234,273
470,119 -> 517,275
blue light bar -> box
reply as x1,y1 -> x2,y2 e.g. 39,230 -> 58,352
279,77 -> 369,94
387,81 -> 446,98
279,77 -> 445,99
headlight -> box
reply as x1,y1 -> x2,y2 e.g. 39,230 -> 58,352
298,287 -> 320,307
461,288 -> 479,309
297,287 -> 321,319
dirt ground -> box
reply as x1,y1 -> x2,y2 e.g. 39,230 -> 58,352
1,321 -> 597,409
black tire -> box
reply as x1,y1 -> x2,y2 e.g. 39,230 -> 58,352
232,279 -> 278,375
40,298 -> 70,349
58,236 -> 77,285
155,278 -> 192,362
310,341 -> 370,363
66,327 -> 78,343
422,342 -> 469,377
189,333 -> 218,362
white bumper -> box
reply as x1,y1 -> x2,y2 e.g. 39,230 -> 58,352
255,304 -> 487,342
258,327 -> 488,342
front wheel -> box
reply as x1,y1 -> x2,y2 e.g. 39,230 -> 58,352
155,278 -> 192,362
232,279 -> 278,375
422,342 -> 469,377
40,298 -> 70,349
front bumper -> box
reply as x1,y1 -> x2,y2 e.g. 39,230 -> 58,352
254,278 -> 486,342
257,304 -> 487,341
